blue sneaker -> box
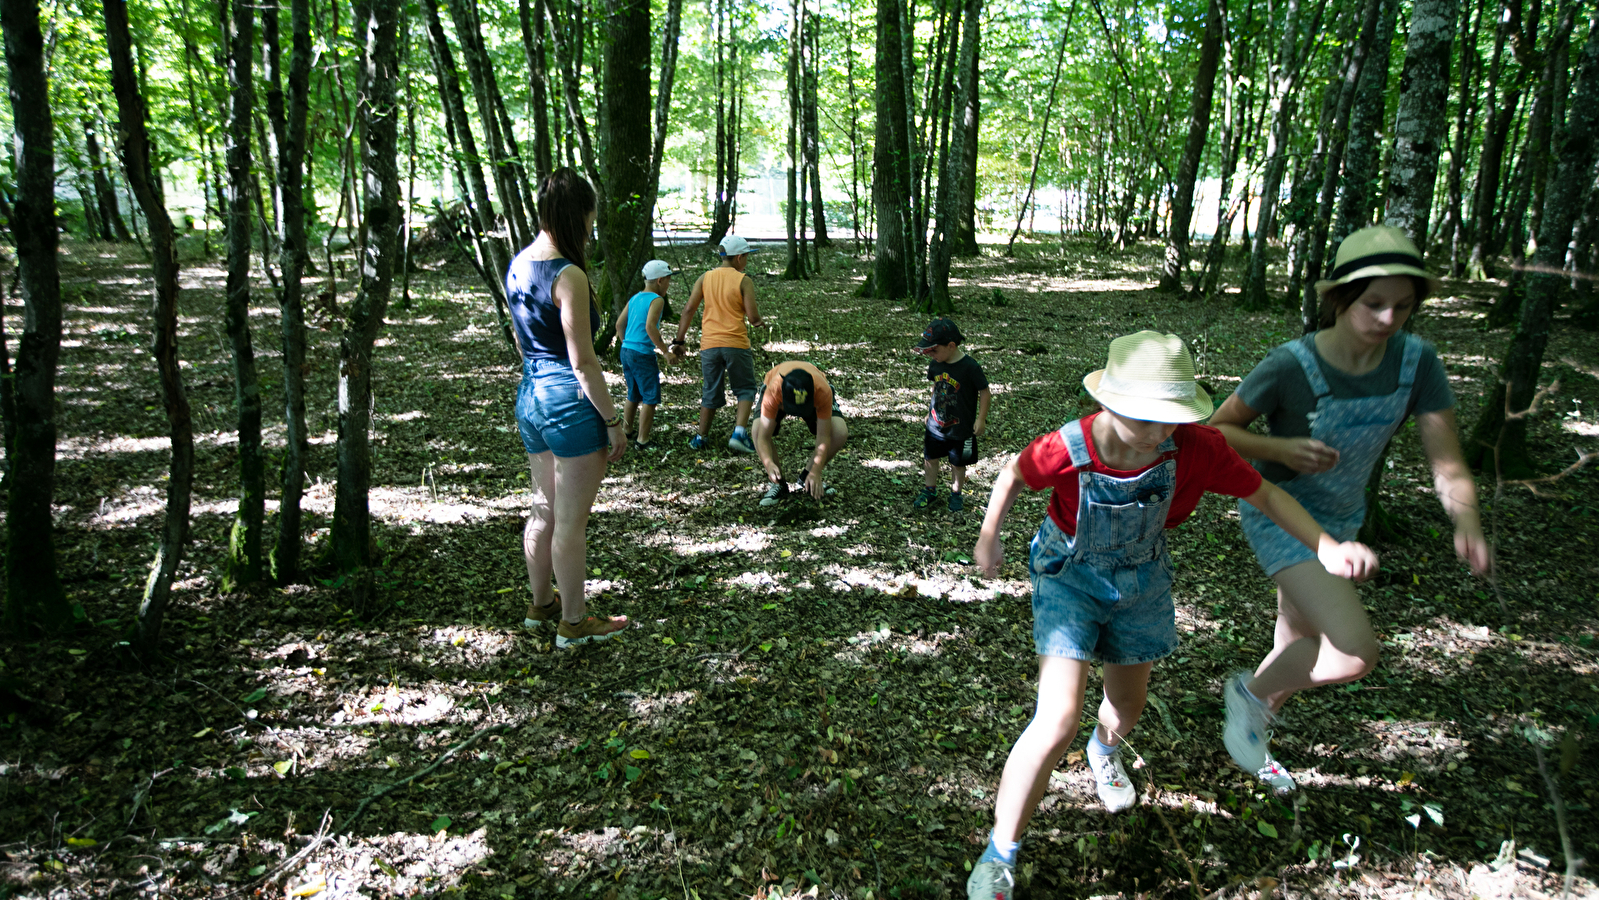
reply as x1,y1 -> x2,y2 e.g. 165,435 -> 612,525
688,434 -> 706,451
727,431 -> 755,454
948,491 -> 964,512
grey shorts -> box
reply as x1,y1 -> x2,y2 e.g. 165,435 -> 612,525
699,347 -> 757,409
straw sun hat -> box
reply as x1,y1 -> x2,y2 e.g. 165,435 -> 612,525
1314,225 -> 1441,295
1083,331 -> 1213,423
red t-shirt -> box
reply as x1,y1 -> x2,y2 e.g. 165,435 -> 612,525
1017,412 -> 1263,537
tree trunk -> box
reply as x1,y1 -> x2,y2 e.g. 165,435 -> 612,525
270,0 -> 311,583
1471,16 -> 1599,474
331,0 -> 401,591
83,119 -> 130,241
805,12 -> 830,250
926,0 -> 979,312
520,0 -> 554,183
622,0 -> 683,299
221,0 -> 264,590
1160,0 -> 1224,291
1442,0 -> 1486,275
1333,0 -> 1398,245
0,0 -> 67,635
1382,0 -> 1459,248
708,0 -> 737,245
871,0 -> 914,299
783,0 -> 806,280
953,10 -> 981,257
447,0 -> 533,249
1006,0 -> 1075,257
597,0 -> 651,316
103,0 -> 193,649
1468,5 -> 1521,279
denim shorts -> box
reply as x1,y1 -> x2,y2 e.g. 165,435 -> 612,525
515,357 -> 607,458
1028,517 -> 1179,665
699,347 -> 757,409
1239,495 -> 1364,576
621,348 -> 661,405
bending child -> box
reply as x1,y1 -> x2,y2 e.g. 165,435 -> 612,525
912,317 -> 989,512
966,331 -> 1377,900
1210,225 -> 1490,793
752,360 -> 849,506
615,259 -> 679,451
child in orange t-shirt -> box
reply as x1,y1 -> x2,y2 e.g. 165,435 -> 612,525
671,235 -> 764,453
751,361 -> 849,506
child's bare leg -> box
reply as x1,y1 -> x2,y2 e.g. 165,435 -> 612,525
1094,662 -> 1154,746
952,464 -> 968,494
638,404 -> 656,444
990,656 -> 1091,845
1245,560 -> 1379,711
734,398 -> 754,430
623,400 -> 639,434
697,405 -> 715,438
923,457 -> 941,488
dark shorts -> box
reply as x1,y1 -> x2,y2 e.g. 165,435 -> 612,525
924,428 -> 978,467
515,358 -> 608,458
621,347 -> 661,405
756,383 -> 844,436
699,347 -> 757,409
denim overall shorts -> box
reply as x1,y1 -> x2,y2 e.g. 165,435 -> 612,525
1028,418 -> 1180,665
1240,332 -> 1422,576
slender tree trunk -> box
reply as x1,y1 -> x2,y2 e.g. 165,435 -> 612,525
271,0 -> 311,583
872,0 -> 914,299
783,0 -> 806,279
1243,0 -> 1315,310
521,0 -> 554,183
1468,6 -> 1519,278
926,0 -> 979,311
447,0 -> 533,249
0,0 -> 67,634
805,12 -> 830,249
596,0 -> 651,317
623,0 -> 683,298
83,120 -> 130,241
1160,0 -> 1224,291
1444,0 -> 1486,275
1333,0 -> 1398,245
1471,17 -> 1599,473
103,0 -> 192,649
1006,0 -> 1075,256
331,0 -> 401,593
1383,0 -> 1459,247
953,7 -> 981,257
221,0 -> 264,589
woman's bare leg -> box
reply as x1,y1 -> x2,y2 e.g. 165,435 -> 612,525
549,447 -> 610,622
1245,560 -> 1380,711
524,452 -> 556,607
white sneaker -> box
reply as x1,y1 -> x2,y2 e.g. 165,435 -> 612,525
1088,748 -> 1138,812
1257,751 -> 1297,794
1223,671 -> 1272,774
966,860 -> 1015,900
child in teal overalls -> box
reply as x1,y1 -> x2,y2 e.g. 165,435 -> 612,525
1211,226 -> 1491,794
966,331 -> 1378,900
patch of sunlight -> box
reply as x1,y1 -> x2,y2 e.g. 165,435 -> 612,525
294,828 -> 491,897
73,306 -> 135,314
1359,718 -> 1467,770
374,337 -> 396,347
860,457 -> 916,471
1564,420 -> 1599,437
765,339 -> 873,353
395,315 -> 441,325
387,410 -> 427,422
334,685 -> 456,727
810,524 -> 848,538
620,690 -> 699,721
427,626 -> 515,655
61,431 -> 245,462
671,527 -> 773,555
436,462 -> 495,474
728,570 -> 785,592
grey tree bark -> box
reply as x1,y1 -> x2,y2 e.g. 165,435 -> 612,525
0,0 -> 67,635
447,0 -> 533,248
953,11 -> 981,257
1470,15 -> 1599,474
519,0 -> 554,182
103,0 -> 193,649
83,119 -> 131,242
1382,0 -> 1460,248
805,13 -> 830,250
596,0 -> 651,318
1333,0 -> 1398,245
927,0 -> 980,312
783,0 -> 807,280
331,0 -> 401,593
871,0 -> 915,299
1467,5 -> 1520,278
1160,0 -> 1224,292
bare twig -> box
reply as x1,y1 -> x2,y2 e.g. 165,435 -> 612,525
1532,739 -> 1584,899
337,721 -> 510,835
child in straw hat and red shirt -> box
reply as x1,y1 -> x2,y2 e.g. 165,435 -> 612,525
966,331 -> 1379,900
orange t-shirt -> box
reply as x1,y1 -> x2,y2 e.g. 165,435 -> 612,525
760,361 -> 833,421
698,266 -> 751,349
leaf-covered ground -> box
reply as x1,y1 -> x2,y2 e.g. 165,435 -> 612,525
2,235 -> 1597,900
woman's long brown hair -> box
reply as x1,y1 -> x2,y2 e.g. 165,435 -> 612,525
537,167 -> 597,274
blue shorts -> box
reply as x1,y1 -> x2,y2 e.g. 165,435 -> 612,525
621,348 -> 661,405
1028,517 -> 1178,665
515,357 -> 607,458
1239,496 -> 1363,576
699,347 -> 757,409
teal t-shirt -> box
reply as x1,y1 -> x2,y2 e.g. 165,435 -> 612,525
622,291 -> 662,354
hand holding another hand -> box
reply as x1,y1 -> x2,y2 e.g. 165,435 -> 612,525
1319,539 -> 1378,581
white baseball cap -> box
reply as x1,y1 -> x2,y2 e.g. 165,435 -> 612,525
642,260 -> 680,280
719,234 -> 758,257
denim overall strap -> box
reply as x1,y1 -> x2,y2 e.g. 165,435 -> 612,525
1285,334 -> 1332,400
1068,429 -> 1179,568
1061,417 -> 1092,468
1279,331 -> 1418,521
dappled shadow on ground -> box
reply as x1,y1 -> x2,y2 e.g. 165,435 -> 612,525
1,237 -> 1596,898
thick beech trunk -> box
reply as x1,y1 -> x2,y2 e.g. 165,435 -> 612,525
783,0 -> 807,280
271,0 -> 312,583
597,0 -> 651,316
622,0 -> 683,298
520,0 -> 554,183
1160,0 -> 1224,291
0,0 -> 67,634
1333,0 -> 1397,244
331,0 -> 401,587
1471,18 -> 1599,474
871,0 -> 915,299
103,0 -> 193,648
222,0 -> 264,589
1382,0 -> 1459,248
953,17 -> 981,257
927,0 -> 980,312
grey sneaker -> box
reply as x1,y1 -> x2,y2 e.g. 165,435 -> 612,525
1223,672 -> 1273,774
1088,747 -> 1138,812
1257,750 -> 1297,794
760,481 -> 789,506
966,860 -> 1015,900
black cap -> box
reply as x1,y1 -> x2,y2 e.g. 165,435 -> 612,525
914,318 -> 963,349
780,367 -> 816,417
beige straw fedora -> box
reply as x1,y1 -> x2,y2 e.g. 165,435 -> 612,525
1083,331 -> 1213,423
1314,225 -> 1441,295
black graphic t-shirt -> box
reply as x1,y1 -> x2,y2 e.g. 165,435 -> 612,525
926,354 -> 989,440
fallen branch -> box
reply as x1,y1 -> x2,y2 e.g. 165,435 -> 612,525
337,721 -> 511,835
1532,739 -> 1584,900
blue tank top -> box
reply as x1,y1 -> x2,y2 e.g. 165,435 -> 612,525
505,245 -> 599,362
621,291 -> 660,354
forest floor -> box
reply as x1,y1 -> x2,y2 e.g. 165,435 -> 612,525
1,234 -> 1597,900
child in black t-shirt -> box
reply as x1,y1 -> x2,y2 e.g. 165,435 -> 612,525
912,318 -> 990,512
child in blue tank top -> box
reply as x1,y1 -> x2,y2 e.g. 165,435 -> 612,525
615,260 -> 679,451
